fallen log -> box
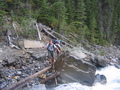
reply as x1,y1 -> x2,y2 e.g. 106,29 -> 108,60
40,72 -> 59,84
2,66 -> 51,90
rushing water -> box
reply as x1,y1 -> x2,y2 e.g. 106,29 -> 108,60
52,66 -> 120,90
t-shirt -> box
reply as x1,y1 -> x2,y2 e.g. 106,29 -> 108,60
45,43 -> 56,51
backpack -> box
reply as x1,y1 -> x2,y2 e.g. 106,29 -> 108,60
52,39 -> 57,44
47,44 -> 55,51
52,39 -> 62,47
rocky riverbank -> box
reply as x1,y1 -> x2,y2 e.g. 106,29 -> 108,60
0,40 -> 120,90
0,41 -> 54,90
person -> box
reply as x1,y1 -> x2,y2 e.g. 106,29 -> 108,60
55,41 -> 62,56
42,40 -> 61,65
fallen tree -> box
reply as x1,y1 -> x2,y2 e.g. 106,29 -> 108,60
40,72 -> 60,84
2,66 -> 51,90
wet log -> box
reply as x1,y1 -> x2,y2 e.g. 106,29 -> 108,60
2,66 -> 51,90
40,72 -> 59,84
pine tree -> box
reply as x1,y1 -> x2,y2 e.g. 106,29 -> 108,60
74,0 -> 86,41
75,0 -> 86,22
51,1 -> 66,32
38,0 -> 50,24
65,0 -> 75,23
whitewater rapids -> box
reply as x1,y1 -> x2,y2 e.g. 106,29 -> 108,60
53,66 -> 120,90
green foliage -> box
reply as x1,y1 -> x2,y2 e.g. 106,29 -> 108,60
50,1 -> 66,32
18,19 -> 37,39
0,0 -> 120,46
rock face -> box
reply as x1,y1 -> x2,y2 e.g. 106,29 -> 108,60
55,52 -> 96,86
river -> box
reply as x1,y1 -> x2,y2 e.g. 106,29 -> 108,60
50,66 -> 120,90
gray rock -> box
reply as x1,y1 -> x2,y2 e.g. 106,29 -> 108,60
0,80 -> 7,89
18,40 -> 45,49
0,48 -> 3,52
0,63 -> 3,68
93,74 -> 107,85
32,49 -> 47,60
54,52 -> 96,86
16,71 -> 22,75
115,64 -> 120,69
91,57 -> 107,67
7,57 -> 16,64
23,84 -> 47,90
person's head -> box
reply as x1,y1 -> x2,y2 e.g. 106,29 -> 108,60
49,40 -> 53,45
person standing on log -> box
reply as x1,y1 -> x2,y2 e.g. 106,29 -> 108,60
43,40 -> 61,65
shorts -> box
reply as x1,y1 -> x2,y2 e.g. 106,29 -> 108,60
48,50 -> 54,58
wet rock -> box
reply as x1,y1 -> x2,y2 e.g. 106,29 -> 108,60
115,64 -> 120,69
55,53 -> 96,86
93,74 -> 107,85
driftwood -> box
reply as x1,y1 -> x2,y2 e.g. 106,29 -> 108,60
40,72 -> 59,84
36,23 -> 41,41
2,66 -> 51,90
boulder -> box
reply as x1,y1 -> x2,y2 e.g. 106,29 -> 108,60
54,52 -> 96,86
91,57 -> 107,67
115,64 -> 120,69
93,74 -> 107,85
7,57 -> 16,64
14,39 -> 45,49
32,49 -> 47,60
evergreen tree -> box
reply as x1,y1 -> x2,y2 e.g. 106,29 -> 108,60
65,0 -> 75,23
75,0 -> 86,22
51,1 -> 66,32
38,0 -> 50,24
